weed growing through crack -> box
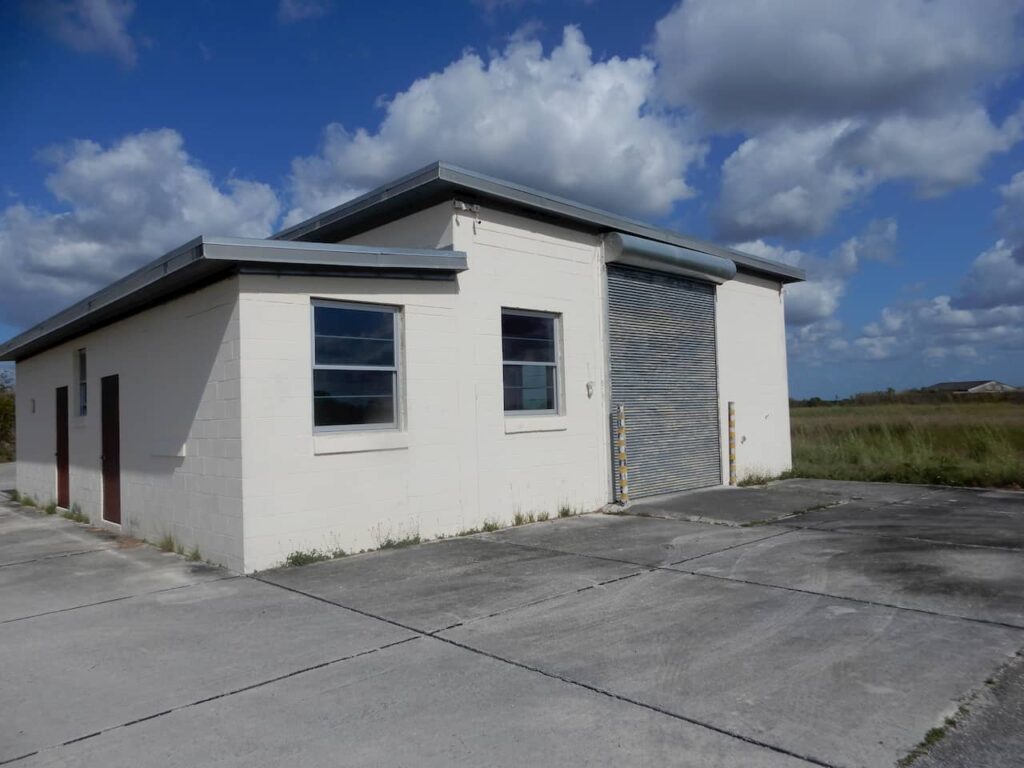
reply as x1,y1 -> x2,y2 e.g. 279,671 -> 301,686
377,534 -> 422,550
480,518 -> 502,533
285,547 -> 347,567
187,546 -> 202,562
61,503 -> 89,523
44,500 -> 58,515
897,704 -> 971,766
157,533 -> 177,553
512,511 -> 537,526
557,504 -> 579,518
737,472 -> 779,487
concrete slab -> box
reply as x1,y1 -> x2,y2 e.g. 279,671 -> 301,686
0,577 -> 413,763
628,484 -> 846,526
0,508 -> 116,566
792,490 -> 1024,550
441,569 -> 1023,768
687,528 -> 1024,628
21,639 -> 816,768
776,478 -> 942,504
484,513 -> 786,567
0,543 -> 225,623
260,537 -> 641,633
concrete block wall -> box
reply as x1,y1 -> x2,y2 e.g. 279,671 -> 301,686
237,202 -> 612,570
14,278 -> 245,570
716,272 -> 793,481
10,197 -> 795,573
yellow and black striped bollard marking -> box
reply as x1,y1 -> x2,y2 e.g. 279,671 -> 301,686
616,404 -> 630,505
728,401 -> 736,486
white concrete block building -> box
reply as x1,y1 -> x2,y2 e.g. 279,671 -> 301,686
1,163 -> 804,572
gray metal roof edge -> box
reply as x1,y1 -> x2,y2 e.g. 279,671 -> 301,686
202,236 -> 467,271
271,163 -> 445,242
272,161 -> 804,283
0,235 -> 467,362
436,163 -> 804,282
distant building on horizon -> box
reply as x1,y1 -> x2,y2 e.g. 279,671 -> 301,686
924,380 -> 1019,394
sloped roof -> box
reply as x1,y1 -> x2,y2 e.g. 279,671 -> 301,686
275,162 -> 805,284
925,380 -> 1004,391
0,237 -> 466,362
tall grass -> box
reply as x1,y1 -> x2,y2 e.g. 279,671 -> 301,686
791,402 -> 1024,488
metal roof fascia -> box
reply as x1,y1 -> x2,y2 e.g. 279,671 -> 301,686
270,163 -> 444,242
271,161 -> 804,283
0,236 -> 467,361
435,164 -> 804,282
202,237 -> 468,271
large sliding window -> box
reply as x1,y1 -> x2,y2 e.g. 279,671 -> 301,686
502,309 -> 560,414
312,301 -> 400,430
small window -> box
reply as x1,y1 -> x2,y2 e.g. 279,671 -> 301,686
312,301 -> 399,430
76,348 -> 87,416
502,309 -> 560,414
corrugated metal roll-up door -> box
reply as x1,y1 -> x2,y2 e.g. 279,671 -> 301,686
608,264 -> 721,497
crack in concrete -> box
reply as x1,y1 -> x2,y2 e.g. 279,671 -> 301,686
475,526 -> 1024,632
664,566 -> 1024,632
0,547 -> 113,569
482,523 -> 794,573
250,574 -> 836,768
0,574 -> 242,625
10,635 -> 422,765
770,521 -> 1024,554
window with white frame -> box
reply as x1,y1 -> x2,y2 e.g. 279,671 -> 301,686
502,309 -> 560,414
76,348 -> 87,416
311,301 -> 400,430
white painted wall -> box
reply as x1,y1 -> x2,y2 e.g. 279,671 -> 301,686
14,279 -> 245,570
10,196 -> 795,573
237,203 -> 612,570
716,272 -> 793,481
339,202 -> 455,250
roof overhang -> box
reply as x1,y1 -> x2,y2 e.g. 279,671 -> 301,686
274,162 -> 805,284
0,237 -> 467,362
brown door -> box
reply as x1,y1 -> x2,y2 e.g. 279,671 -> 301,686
101,375 -> 121,524
55,387 -> 69,508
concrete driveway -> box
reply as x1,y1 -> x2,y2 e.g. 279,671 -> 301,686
1,471 -> 1022,768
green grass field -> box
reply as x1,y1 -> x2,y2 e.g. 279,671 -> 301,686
790,402 -> 1024,488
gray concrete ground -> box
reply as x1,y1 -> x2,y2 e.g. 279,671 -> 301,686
1,471 -> 1022,767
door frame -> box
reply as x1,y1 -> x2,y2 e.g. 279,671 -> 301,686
101,374 -> 121,525
55,386 -> 70,509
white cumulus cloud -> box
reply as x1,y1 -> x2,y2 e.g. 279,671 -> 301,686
0,129 -> 280,327
652,0 -> 1024,240
285,26 -> 703,226
850,174 -> 1024,365
736,218 -> 896,328
277,0 -> 331,23
653,0 -> 1021,127
34,0 -> 140,67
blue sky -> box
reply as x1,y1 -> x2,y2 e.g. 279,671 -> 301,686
2,0 -> 1024,398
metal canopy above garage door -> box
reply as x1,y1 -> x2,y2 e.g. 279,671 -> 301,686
608,264 -> 721,498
